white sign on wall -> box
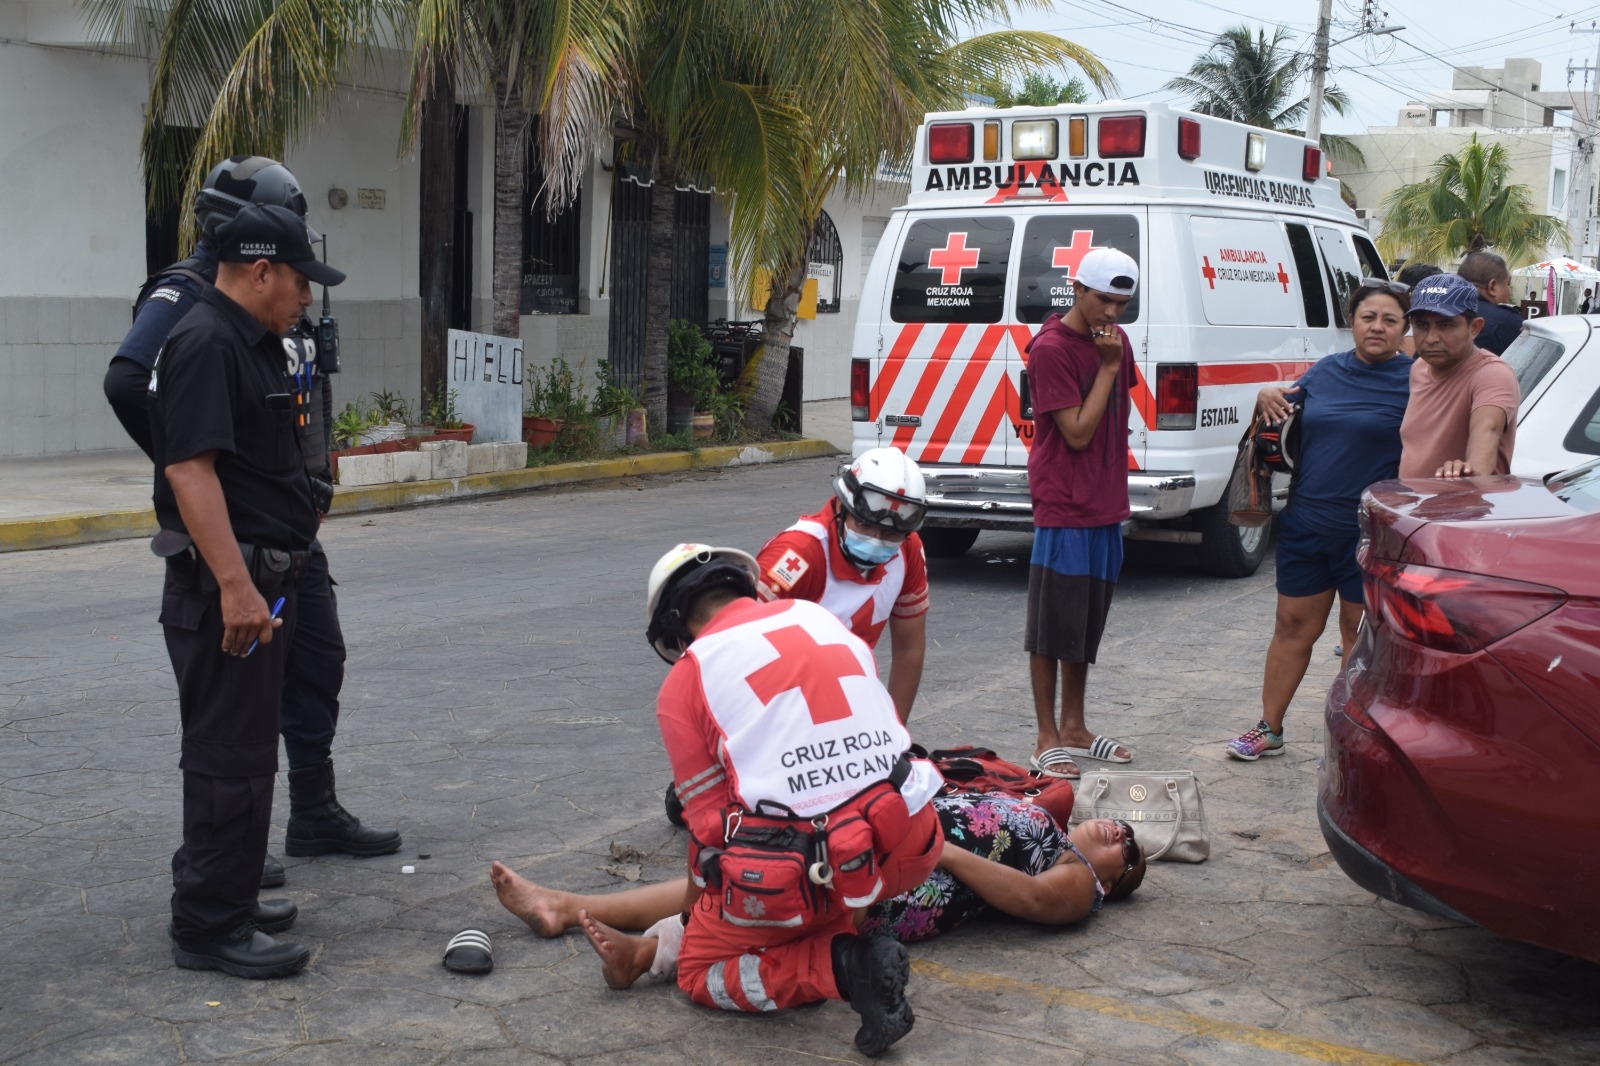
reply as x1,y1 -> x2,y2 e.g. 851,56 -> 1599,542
448,329 -> 524,442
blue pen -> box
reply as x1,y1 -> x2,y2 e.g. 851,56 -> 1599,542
245,596 -> 287,657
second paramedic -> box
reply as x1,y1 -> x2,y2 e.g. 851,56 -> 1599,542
1023,247 -> 1139,780
756,447 -> 929,723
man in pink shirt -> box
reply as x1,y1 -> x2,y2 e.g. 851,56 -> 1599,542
1398,273 -> 1518,479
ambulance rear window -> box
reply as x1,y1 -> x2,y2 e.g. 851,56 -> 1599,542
891,218 -> 1014,323
1015,215 -> 1141,324
1285,224 -> 1330,329
1316,227 -> 1363,328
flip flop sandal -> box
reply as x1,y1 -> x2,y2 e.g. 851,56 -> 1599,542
1028,747 -> 1081,780
1063,735 -> 1133,763
443,928 -> 493,975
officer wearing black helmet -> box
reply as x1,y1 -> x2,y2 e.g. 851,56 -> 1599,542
106,157 -> 400,894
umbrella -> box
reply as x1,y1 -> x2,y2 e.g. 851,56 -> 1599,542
1511,256 -> 1600,281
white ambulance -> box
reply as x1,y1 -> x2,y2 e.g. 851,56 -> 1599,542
848,101 -> 1387,576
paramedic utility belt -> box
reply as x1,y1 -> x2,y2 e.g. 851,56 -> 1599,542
153,528 -> 313,593
699,758 -> 916,927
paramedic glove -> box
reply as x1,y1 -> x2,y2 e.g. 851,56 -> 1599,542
1257,385 -> 1299,424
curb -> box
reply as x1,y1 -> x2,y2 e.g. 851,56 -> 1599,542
0,438 -> 840,554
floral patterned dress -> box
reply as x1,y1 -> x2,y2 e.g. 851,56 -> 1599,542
861,792 -> 1069,943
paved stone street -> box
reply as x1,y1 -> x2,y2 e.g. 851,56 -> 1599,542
3,456 -> 1597,1064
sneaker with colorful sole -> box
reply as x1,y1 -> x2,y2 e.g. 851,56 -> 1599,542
1226,721 -> 1284,761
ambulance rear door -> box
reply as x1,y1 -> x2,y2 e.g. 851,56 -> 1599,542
1010,210 -> 1149,470
876,212 -> 1019,467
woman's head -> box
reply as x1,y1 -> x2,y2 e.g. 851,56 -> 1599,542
1068,818 -> 1147,900
1348,280 -> 1410,363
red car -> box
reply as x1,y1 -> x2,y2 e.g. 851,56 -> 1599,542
1320,461 -> 1600,963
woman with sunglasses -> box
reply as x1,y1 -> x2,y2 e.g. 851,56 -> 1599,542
490,801 -> 1146,990
1227,279 -> 1413,761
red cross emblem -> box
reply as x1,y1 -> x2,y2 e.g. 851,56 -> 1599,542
928,233 -> 981,285
780,555 -> 804,575
1200,255 -> 1217,290
1275,262 -> 1290,293
745,625 -> 866,725
1051,231 -> 1101,278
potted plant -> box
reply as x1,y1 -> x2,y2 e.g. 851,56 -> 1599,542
523,356 -> 584,447
668,319 -> 719,438
365,389 -> 411,442
423,388 -> 474,443
592,360 -> 641,449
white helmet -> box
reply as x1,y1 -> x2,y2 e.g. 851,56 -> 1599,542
833,447 -> 928,534
645,543 -> 761,663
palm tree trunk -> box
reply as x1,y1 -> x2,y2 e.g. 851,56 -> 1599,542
642,155 -> 678,433
491,75 -> 526,340
418,66 -> 454,408
746,253 -> 808,434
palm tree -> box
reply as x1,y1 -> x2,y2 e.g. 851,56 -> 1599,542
1377,135 -> 1569,265
1164,24 -> 1362,167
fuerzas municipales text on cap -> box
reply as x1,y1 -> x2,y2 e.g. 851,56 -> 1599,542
1404,273 -> 1479,319
216,203 -> 346,287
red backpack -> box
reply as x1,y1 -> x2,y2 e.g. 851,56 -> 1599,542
917,745 -> 1075,827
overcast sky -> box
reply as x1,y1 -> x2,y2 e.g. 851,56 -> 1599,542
988,0 -> 1600,134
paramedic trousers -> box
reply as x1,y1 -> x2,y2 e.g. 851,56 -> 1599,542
163,560 -> 298,942
677,802 -> 940,1012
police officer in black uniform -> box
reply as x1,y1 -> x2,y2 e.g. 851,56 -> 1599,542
152,203 -> 350,977
109,157 -> 399,890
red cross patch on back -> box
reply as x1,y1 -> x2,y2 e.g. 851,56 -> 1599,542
745,625 -> 866,725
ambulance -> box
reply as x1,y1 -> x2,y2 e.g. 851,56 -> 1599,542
848,101 -> 1388,576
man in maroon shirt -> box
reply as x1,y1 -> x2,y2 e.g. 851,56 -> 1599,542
1023,247 -> 1139,779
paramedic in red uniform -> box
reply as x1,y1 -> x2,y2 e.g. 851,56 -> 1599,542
1024,246 -> 1139,780
645,543 -> 944,1057
756,447 -> 929,723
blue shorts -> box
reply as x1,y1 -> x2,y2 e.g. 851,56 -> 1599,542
1274,508 -> 1363,602
1025,525 -> 1123,663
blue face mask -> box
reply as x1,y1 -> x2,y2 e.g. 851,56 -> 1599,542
842,528 -> 899,567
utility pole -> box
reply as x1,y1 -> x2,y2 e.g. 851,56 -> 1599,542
1306,0 -> 1335,145
1574,23 -> 1600,263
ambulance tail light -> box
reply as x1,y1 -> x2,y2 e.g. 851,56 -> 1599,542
1177,117 -> 1201,160
1068,116 -> 1087,159
1155,364 -> 1198,430
1098,115 -> 1146,158
928,123 -> 974,164
983,121 -> 1001,161
1303,145 -> 1323,183
851,358 -> 871,421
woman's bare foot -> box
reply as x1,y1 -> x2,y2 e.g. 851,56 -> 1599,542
579,909 -> 656,990
490,861 -> 573,937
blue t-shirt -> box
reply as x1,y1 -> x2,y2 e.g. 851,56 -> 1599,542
112,244 -> 218,371
1286,349 -> 1413,533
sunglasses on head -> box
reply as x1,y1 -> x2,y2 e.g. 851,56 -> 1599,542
1359,277 -> 1410,295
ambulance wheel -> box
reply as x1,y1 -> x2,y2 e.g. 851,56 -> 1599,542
920,528 -> 980,557
1195,502 -> 1270,578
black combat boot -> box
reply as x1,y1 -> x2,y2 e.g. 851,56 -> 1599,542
831,932 -> 915,1057
284,759 -> 402,857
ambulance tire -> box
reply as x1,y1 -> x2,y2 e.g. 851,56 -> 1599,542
919,528 -> 980,558
1195,500 -> 1270,578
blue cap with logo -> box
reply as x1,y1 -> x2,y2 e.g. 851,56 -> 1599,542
1404,273 -> 1479,319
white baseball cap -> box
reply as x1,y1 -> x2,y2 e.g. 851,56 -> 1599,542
1075,247 -> 1138,297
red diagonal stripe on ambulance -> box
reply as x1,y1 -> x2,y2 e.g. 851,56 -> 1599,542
1199,361 -> 1315,386
872,323 -> 924,421
1129,362 -> 1155,429
921,325 -> 1004,464
890,324 -> 964,453
961,375 -> 1016,466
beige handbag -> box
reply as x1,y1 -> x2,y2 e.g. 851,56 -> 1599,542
1069,770 -> 1210,863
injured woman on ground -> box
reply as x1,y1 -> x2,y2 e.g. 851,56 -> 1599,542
490,792 -> 1147,990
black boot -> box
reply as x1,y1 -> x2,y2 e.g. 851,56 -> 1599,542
284,759 -> 402,857
171,922 -> 310,979
260,853 -> 287,889
831,932 -> 915,1057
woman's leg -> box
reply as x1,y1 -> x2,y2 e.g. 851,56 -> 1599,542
490,861 -> 687,935
1259,589 -> 1337,732
1336,596 -> 1365,674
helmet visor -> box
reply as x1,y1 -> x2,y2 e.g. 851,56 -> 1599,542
853,487 -> 926,533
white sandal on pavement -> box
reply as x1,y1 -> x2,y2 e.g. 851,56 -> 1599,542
1028,747 -> 1081,780
1062,735 -> 1132,763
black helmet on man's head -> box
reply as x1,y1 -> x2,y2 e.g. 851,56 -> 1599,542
195,155 -> 310,239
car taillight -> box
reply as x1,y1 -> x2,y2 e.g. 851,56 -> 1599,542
1155,364 -> 1197,429
1302,145 -> 1322,183
850,358 -> 870,421
1363,560 -> 1565,654
1177,117 -> 1201,160
927,123 -> 974,164
1098,115 -> 1146,158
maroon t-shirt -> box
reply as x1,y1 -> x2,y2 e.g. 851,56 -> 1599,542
1025,314 -> 1135,528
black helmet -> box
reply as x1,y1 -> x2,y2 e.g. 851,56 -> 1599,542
1255,408 -> 1301,472
195,155 -> 310,239
644,544 -> 760,663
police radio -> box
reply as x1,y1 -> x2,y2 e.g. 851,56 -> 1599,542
316,236 -> 341,374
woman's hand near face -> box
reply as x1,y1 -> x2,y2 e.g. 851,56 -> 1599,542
1257,385 -> 1298,423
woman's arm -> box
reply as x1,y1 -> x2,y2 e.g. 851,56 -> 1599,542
936,843 -> 1096,926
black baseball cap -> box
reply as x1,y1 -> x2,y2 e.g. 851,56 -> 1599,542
216,203 -> 346,286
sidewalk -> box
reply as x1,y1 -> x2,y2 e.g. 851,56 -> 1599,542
0,399 -> 854,552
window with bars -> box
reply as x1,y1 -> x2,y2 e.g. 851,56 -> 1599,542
808,210 -> 843,313
522,133 -> 582,315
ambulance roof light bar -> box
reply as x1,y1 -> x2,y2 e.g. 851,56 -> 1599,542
1098,115 -> 1145,158
1177,117 -> 1201,161
1303,145 -> 1323,183
928,122 -> 974,164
